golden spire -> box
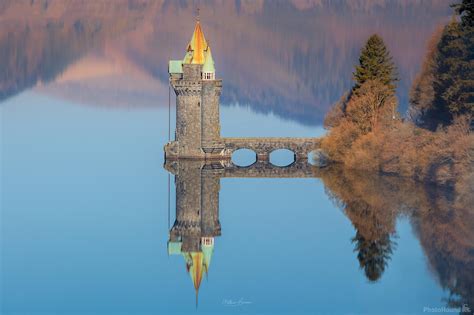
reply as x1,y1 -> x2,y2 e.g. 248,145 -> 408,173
185,252 -> 204,308
183,9 -> 208,65
180,240 -> 214,308
195,288 -> 199,309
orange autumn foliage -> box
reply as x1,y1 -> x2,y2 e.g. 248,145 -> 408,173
322,113 -> 473,188
321,82 -> 473,188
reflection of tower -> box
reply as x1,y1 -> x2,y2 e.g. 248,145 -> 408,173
167,161 -> 222,305
166,18 -> 224,159
164,158 -> 316,306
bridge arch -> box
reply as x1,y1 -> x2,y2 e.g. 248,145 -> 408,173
269,148 -> 296,167
231,148 -> 257,167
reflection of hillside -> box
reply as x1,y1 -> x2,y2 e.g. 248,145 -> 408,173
0,21 -> 83,101
0,0 -> 153,102
318,167 -> 474,308
0,1 -> 450,124
35,51 -> 168,108
144,0 -> 451,124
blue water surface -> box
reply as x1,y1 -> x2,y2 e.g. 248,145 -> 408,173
0,92 -> 447,315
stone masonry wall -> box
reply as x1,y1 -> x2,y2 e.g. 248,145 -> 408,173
201,80 -> 222,147
171,160 -> 202,252
200,169 -> 221,237
172,63 -> 204,158
182,63 -> 201,80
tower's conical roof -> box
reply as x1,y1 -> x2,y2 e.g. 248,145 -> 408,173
182,243 -> 214,307
184,252 -> 204,307
202,46 -> 215,73
184,21 -> 208,64
202,242 -> 214,274
188,252 -> 204,290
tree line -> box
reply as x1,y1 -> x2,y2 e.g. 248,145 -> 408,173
320,0 -> 473,191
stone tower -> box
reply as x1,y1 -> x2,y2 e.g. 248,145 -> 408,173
166,20 -> 224,160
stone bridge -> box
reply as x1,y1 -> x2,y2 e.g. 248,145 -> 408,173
222,137 -> 321,162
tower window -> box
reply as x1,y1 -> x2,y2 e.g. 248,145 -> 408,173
203,72 -> 215,80
202,237 -> 214,246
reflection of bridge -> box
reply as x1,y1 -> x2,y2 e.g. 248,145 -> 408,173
166,159 -> 317,178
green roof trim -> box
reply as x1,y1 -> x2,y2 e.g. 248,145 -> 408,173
202,48 -> 215,73
201,243 -> 214,270
169,60 -> 183,74
168,241 -> 182,255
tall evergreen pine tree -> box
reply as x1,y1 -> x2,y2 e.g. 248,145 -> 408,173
454,0 -> 474,118
352,34 -> 398,94
409,0 -> 473,129
453,0 -> 474,27
431,1 -> 474,127
430,19 -> 464,125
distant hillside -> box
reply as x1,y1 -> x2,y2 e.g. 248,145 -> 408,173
0,0 -> 451,124
0,0 -> 156,102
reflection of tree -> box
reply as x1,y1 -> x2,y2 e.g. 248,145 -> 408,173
412,184 -> 474,310
317,165 -> 473,308
319,167 -> 399,282
353,231 -> 394,282
346,198 -> 397,283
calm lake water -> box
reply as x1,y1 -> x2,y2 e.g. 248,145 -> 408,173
1,1 -> 473,315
